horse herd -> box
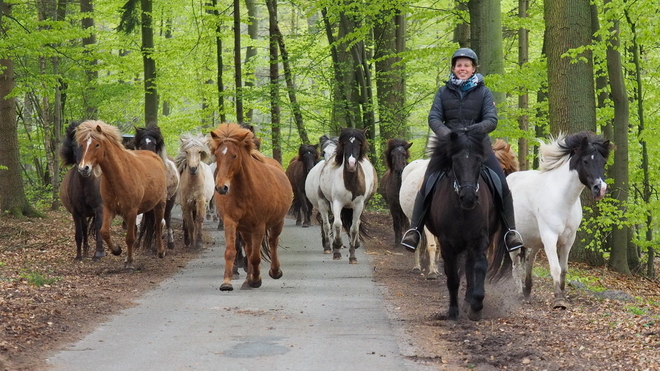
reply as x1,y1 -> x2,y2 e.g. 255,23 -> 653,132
59,119 -> 612,320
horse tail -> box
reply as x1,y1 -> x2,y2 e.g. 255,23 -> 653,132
487,230 -> 513,282
87,216 -> 97,239
139,211 -> 157,252
340,208 -> 371,240
260,230 -> 272,263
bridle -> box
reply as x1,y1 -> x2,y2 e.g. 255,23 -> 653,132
452,166 -> 480,195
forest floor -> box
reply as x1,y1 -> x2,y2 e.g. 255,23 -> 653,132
0,209 -> 658,370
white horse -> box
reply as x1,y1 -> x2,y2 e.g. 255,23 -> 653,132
508,132 -> 612,309
305,136 -> 338,253
175,133 -> 215,249
399,159 -> 441,279
311,129 -> 377,263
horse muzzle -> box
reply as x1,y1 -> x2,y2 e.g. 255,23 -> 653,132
78,164 -> 93,178
592,179 -> 607,201
188,166 -> 198,175
215,184 -> 229,195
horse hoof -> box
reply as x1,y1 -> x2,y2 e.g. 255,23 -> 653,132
349,258 -> 358,264
323,249 -> 332,254
124,264 -> 135,271
167,242 -> 175,250
240,281 -> 253,290
467,308 -> 482,321
232,272 -> 240,280
74,256 -> 83,262
426,272 -> 438,280
248,277 -> 262,288
302,222 -> 310,228
333,252 -> 342,260
553,299 -> 568,310
219,283 -> 234,291
112,248 -> 122,256
269,269 -> 283,279
158,251 -> 165,259
411,267 -> 422,274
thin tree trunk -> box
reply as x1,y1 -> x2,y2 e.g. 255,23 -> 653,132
468,0 -> 504,103
266,0 -> 281,163
81,0 -> 98,119
244,0 -> 257,123
453,0 -> 470,47
212,0 -> 226,123
517,0 -> 529,170
141,0 -> 158,127
233,0 -> 243,124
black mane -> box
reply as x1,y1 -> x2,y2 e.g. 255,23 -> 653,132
133,125 -> 165,153
334,128 -> 369,166
60,121 -> 83,166
384,138 -> 411,171
427,129 -> 487,173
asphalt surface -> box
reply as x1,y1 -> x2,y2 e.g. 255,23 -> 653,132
47,213 -> 432,371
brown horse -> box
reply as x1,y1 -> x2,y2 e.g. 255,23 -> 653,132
286,143 -> 320,227
76,120 -> 168,269
379,138 -> 413,247
209,123 -> 293,291
59,121 -> 105,261
492,138 -> 519,176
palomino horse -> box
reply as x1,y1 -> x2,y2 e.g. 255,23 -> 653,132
133,126 -> 180,250
286,144 -> 320,227
175,133 -> 215,250
76,120 -> 168,269
424,129 -> 510,321
507,131 -> 611,309
209,123 -> 292,291
315,128 -> 377,263
399,138 -> 519,280
59,121 -> 105,261
379,138 -> 413,247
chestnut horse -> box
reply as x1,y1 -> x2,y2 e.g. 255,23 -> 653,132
133,126 -> 180,250
59,121 -> 105,261
209,123 -> 293,291
286,143 -> 320,227
76,120 -> 168,269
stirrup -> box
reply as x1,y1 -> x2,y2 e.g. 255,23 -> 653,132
503,229 -> 523,252
401,229 -> 422,252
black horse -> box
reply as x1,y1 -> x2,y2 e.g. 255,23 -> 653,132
425,129 -> 511,321
379,138 -> 413,247
286,144 -> 320,227
59,121 -> 105,261
133,126 -> 179,250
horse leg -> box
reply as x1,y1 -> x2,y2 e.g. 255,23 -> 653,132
555,239 -> 575,309
331,202 -> 344,260
220,221 -> 238,291
441,251 -> 461,321
510,247 -> 527,299
165,197 -> 176,249
540,232 -> 567,309
348,212 -> 362,265
92,208 -> 105,260
100,210 -> 120,257
426,233 -> 440,280
245,229 -> 266,289
317,200 -> 333,254
153,202 -> 166,259
123,213 -> 138,270
182,203 -> 193,246
268,222 -> 284,280
73,214 -> 85,261
194,199 -> 205,250
413,247 -> 422,274
523,246 -> 540,299
302,199 -> 312,228
466,248 -> 488,321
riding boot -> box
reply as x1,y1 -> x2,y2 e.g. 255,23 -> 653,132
400,190 -> 427,252
502,192 -> 524,252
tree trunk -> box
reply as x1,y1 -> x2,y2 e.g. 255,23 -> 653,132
233,0 -> 243,124
244,0 -> 257,123
321,8 -> 345,134
517,0 -> 529,170
141,0 -> 158,127
0,2 -> 39,218
212,0 -> 226,123
468,0 -> 504,104
81,0 -> 98,119
266,0 -> 281,163
453,0 -> 470,47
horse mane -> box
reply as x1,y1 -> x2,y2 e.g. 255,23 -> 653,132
384,138 -> 410,170
492,138 -> 519,175
427,129 -> 487,173
298,143 -> 319,159
209,123 -> 265,163
539,131 -> 611,172
175,133 -> 211,173
60,121 -> 82,166
134,126 -> 168,161
75,120 -> 124,150
334,128 -> 368,166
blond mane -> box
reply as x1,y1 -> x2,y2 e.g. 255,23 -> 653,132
539,134 -> 571,172
209,123 -> 264,163
75,120 -> 124,148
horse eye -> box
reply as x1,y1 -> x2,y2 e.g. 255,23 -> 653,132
95,143 -> 100,148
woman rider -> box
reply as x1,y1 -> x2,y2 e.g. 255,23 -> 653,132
400,47 -> 524,252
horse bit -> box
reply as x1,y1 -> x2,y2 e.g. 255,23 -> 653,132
452,167 -> 480,195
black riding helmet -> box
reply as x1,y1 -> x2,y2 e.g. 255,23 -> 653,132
451,48 -> 478,67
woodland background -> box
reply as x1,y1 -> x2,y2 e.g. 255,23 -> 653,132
0,0 -> 658,279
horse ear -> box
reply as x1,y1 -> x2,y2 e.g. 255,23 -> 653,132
361,128 -> 368,135
406,142 -> 413,150
210,130 -> 219,140
95,124 -> 103,133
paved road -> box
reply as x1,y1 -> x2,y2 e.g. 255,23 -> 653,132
47,215 -> 432,371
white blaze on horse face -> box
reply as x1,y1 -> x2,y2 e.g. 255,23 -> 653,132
79,137 -> 94,169
145,138 -> 153,146
597,178 -> 607,200
347,154 -> 357,170
221,147 -> 228,155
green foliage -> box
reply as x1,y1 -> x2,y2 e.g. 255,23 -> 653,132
20,270 -> 58,287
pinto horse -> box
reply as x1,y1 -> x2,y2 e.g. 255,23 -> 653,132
379,138 -> 413,247
76,120 -> 168,269
209,123 -> 293,291
507,131 -> 611,309
175,133 -> 215,249
133,126 -> 180,250
286,144 -> 320,227
424,129 -> 510,321
315,128 -> 377,263
59,121 -> 105,261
